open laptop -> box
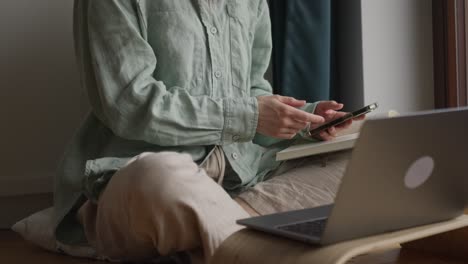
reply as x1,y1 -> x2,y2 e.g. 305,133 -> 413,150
237,107 -> 468,245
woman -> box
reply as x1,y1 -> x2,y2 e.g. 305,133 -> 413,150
54,0 -> 356,263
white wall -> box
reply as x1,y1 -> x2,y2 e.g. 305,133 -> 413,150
361,0 -> 434,114
0,0 -> 88,196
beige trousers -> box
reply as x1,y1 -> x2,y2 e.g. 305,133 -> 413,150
77,147 -> 350,263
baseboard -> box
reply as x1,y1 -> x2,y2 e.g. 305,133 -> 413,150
0,193 -> 53,229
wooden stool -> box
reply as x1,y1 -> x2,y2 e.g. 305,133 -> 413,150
211,215 -> 468,264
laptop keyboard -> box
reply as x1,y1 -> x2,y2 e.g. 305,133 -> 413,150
277,218 -> 328,237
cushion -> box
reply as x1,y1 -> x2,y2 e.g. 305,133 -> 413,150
11,207 -> 104,260
11,208 -> 190,263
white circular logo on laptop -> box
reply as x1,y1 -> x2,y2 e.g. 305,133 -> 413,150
404,156 -> 434,189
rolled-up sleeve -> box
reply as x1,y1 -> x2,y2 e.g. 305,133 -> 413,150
83,0 -> 258,146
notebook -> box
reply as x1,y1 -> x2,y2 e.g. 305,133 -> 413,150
276,133 -> 358,161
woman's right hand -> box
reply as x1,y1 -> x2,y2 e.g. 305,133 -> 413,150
256,95 -> 325,139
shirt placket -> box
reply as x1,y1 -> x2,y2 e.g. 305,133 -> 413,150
197,0 -> 225,98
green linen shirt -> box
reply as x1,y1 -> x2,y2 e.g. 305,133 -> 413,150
54,0 -> 317,245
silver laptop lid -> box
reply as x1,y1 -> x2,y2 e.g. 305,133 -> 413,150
321,107 -> 468,245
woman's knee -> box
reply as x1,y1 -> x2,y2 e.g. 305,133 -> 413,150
92,152 -> 204,257
129,151 -> 198,184
123,152 -> 201,202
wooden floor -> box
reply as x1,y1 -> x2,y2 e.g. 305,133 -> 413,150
1,230 -> 467,264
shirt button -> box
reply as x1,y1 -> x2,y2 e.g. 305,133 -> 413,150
232,135 -> 240,142
210,27 -> 218,34
231,153 -> 239,160
214,71 -> 222,78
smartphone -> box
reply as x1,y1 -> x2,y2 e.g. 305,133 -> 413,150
307,102 -> 379,137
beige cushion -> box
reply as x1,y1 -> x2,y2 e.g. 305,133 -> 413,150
11,207 -> 104,259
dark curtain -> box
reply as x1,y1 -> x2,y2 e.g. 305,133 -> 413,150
268,0 -> 336,102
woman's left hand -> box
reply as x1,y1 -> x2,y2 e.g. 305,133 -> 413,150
311,101 -> 365,141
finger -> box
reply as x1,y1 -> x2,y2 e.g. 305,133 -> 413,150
331,111 -> 349,119
328,126 -> 337,137
354,114 -> 366,121
322,111 -> 348,122
324,109 -> 338,119
318,131 -> 334,141
277,96 -> 306,108
289,124 -> 308,132
285,106 -> 325,124
336,119 -> 353,130
318,101 -> 344,111
284,119 -> 309,131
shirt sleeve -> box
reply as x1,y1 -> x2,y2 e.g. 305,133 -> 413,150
249,0 -> 274,98
82,0 -> 258,146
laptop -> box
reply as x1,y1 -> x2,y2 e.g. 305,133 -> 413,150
237,107 -> 468,245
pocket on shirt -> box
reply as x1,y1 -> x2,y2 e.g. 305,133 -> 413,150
136,0 -> 192,13
145,11 -> 207,95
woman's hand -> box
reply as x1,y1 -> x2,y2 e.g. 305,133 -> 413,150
256,95 -> 325,139
312,101 -> 365,141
